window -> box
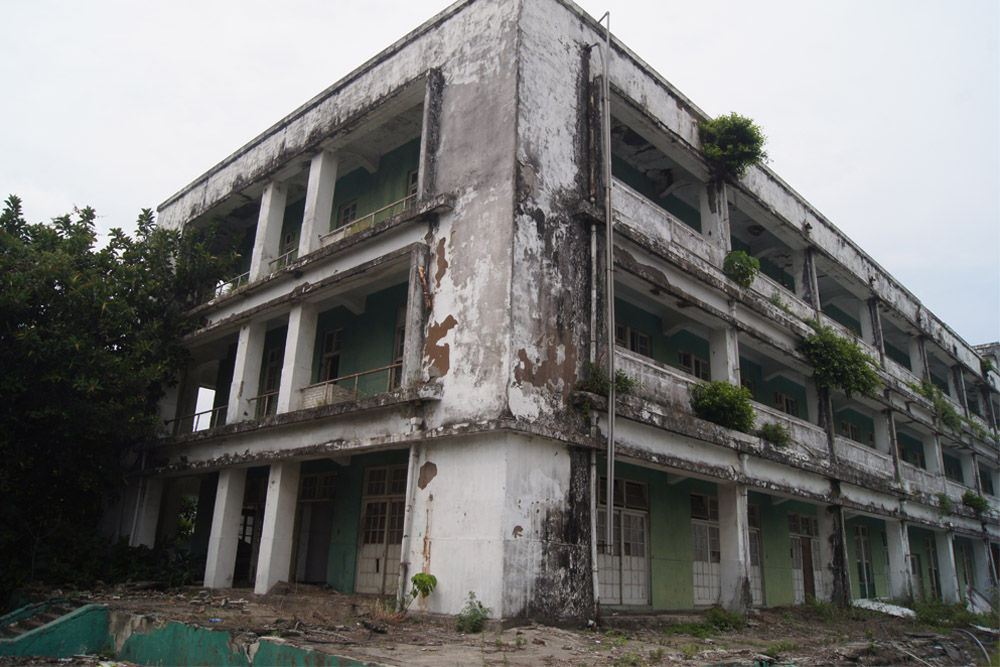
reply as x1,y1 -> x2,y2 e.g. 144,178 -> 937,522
740,376 -> 757,400
322,329 -> 343,381
679,351 -> 710,381
854,525 -> 876,598
840,421 -> 861,443
690,493 -> 719,521
615,323 -> 651,358
980,466 -> 996,496
943,455 -> 964,483
407,170 -> 419,197
597,478 -> 650,605
774,391 -> 798,418
901,444 -> 926,469
299,472 -> 337,501
338,201 -> 358,227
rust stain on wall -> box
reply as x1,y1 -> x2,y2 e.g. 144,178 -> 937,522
417,461 -> 437,489
435,237 -> 448,287
514,336 -> 579,399
426,314 -> 457,377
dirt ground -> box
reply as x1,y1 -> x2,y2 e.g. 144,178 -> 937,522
5,583 -> 998,666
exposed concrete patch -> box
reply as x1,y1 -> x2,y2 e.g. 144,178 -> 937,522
426,314 -> 457,378
434,235 -> 448,287
417,460 -> 437,489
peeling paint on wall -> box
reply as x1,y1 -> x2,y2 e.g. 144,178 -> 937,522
425,314 -> 457,378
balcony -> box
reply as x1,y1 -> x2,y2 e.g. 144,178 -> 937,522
320,193 -> 416,246
164,405 -> 228,437
300,363 -> 403,409
833,436 -> 894,479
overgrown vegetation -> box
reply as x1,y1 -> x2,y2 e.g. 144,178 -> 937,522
576,361 -> 639,397
961,490 -> 991,514
455,591 -> 491,633
910,599 -> 995,629
757,421 -> 791,448
798,322 -> 881,398
699,112 -> 768,180
703,605 -> 746,631
935,492 -> 952,516
690,381 -> 756,433
400,572 -> 437,612
723,250 -> 761,289
909,379 -> 964,433
0,195 -> 235,609
981,357 -> 994,376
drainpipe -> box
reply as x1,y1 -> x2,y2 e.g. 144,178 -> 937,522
396,443 -> 421,610
597,11 -> 615,562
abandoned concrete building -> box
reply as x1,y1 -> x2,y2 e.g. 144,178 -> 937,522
103,0 -> 1000,621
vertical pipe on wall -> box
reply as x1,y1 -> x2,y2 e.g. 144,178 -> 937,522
599,11 -> 615,560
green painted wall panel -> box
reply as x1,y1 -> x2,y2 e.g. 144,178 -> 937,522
0,605 -> 109,658
326,450 -> 409,593
835,408 -> 876,448
738,357 -> 809,421
329,139 -> 420,233
822,303 -> 862,336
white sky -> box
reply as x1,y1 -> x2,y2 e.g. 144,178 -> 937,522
2,0 -> 997,345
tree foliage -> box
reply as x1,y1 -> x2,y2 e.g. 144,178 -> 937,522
690,381 -> 756,433
0,195 -> 234,603
798,323 -> 881,399
699,112 -> 768,180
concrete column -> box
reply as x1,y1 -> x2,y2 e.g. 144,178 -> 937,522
935,531 -> 960,603
699,181 -> 730,251
863,299 -> 884,362
254,461 -> 301,594
970,539 -> 992,591
884,519 -> 912,600
204,468 -> 248,589
130,477 -> 164,548
791,251 -> 808,300
709,325 -> 740,384
908,337 -> 928,380
227,321 -> 267,424
818,504 -> 850,605
277,303 -> 319,413
717,483 -> 752,611
403,251 -> 429,386
805,380 -> 820,426
925,433 -> 943,475
300,151 -> 339,257
802,247 -> 822,313
959,453 -> 977,491
952,366 -> 970,417
156,480 -> 183,545
872,409 -> 892,455
249,181 -> 288,282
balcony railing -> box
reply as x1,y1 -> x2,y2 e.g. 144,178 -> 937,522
320,194 -> 416,245
269,248 -> 298,272
300,363 -> 402,409
213,271 -> 250,300
900,461 -> 944,495
833,436 -> 894,478
164,405 -> 228,436
250,391 -> 279,419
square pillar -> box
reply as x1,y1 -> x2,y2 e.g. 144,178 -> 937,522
884,519 -> 912,600
709,326 -> 739,385
699,181 -> 731,252
970,539 -> 992,591
402,251 -> 429,386
873,409 -> 893,456
227,321 -> 268,424
717,483 -> 752,611
300,151 -> 339,257
204,468 -> 247,589
806,381 -> 821,426
935,531 -> 961,603
818,505 -> 849,605
254,461 -> 301,594
249,181 -> 288,282
909,337 -> 929,380
129,477 -> 164,548
277,303 -> 319,413
862,299 -> 884,361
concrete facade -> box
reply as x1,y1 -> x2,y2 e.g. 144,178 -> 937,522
109,0 -> 999,622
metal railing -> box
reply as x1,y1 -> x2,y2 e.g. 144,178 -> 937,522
320,194 -> 416,243
300,363 -> 403,407
250,391 -> 279,419
214,271 -> 250,299
269,248 -> 298,272
164,405 -> 228,436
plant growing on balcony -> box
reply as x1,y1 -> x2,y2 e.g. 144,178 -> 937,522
699,112 -> 768,180
798,323 -> 881,399
575,361 -> 639,397
690,381 -> 756,433
935,493 -> 952,516
981,357 -> 994,377
757,422 -> 791,448
962,490 -> 991,514
724,250 -> 761,289
909,379 -> 963,434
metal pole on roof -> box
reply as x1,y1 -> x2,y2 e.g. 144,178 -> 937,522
600,11 -> 615,558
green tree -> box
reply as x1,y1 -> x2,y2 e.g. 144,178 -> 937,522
0,195 -> 234,604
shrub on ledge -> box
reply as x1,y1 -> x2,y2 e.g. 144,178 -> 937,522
798,323 -> 881,399
757,422 -> 791,448
724,250 -> 761,289
690,381 -> 755,433
699,112 -> 768,180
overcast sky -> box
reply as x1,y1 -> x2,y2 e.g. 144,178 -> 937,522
2,0 -> 997,345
